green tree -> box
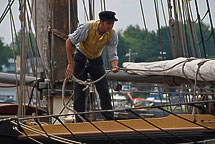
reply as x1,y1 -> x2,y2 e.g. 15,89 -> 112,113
10,30 -> 37,57
117,22 -> 215,66
0,38 -> 13,71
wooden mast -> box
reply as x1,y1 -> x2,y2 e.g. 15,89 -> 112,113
47,0 -> 78,118
50,0 -> 78,83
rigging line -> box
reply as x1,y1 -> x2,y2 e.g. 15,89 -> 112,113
10,2 -> 20,56
14,126 -> 43,144
33,0 -> 40,116
173,0 -> 183,57
187,1 -> 194,22
11,121 -> 76,144
9,1 -> 19,99
177,0 -> 186,57
167,0 -> 177,58
160,0 -> 168,29
103,0 -> 106,11
201,10 -> 209,21
127,109 -> 193,143
114,120 -> 165,144
15,119 -> 39,144
92,0 -> 95,19
194,0 -> 207,58
181,59 -> 195,85
0,0 -> 12,21
121,58 -> 195,73
24,33 -> 32,116
81,115 -> 122,144
82,0 -> 89,21
53,116 -> 83,143
139,0 -> 152,59
100,0 -> 103,11
205,32 -> 213,42
185,1 -> 197,57
153,0 -> 164,60
192,60 -> 210,121
50,0 -> 55,90
88,0 -> 93,20
181,0 -> 191,57
34,118 -> 57,144
177,0 -> 189,57
158,107 -> 215,133
16,128 -> 43,144
69,0 -> 71,33
25,27 -> 35,75
206,0 -> 215,46
26,0 -> 32,15
0,0 -> 15,24
165,83 -> 172,112
2,99 -> 215,122
26,82 -> 36,110
72,0 -> 79,27
25,0 -> 36,52
25,10 -> 37,75
160,0 -> 173,56
193,17 -> 198,23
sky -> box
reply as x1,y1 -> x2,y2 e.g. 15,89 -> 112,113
0,0 -> 214,44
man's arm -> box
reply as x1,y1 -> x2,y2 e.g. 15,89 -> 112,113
107,31 -> 119,73
65,38 -> 76,77
65,23 -> 89,77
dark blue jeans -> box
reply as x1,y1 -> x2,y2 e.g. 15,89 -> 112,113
73,50 -> 113,122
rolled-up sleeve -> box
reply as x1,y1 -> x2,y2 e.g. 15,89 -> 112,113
68,23 -> 89,45
106,31 -> 119,61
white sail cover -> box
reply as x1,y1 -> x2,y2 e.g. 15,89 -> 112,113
122,57 -> 215,82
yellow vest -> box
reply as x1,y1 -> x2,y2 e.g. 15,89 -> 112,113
79,20 -> 114,59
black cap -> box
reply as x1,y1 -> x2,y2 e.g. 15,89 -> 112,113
99,11 -> 118,22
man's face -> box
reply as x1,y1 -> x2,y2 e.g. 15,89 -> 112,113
100,20 -> 114,32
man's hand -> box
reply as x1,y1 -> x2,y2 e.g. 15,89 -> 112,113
65,63 -> 74,77
111,65 -> 119,73
111,60 -> 119,73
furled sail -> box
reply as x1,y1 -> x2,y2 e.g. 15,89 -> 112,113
123,57 -> 215,82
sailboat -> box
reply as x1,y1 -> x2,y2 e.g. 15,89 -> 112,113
0,0 -> 215,144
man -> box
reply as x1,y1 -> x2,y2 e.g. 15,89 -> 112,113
65,11 -> 119,122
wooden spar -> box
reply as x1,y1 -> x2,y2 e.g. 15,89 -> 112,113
106,71 -> 214,86
0,72 -> 35,86
173,0 -> 183,57
0,71 -> 214,87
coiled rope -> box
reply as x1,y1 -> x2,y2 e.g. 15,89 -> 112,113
62,70 -> 111,121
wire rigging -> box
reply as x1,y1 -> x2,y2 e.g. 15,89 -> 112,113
194,0 -> 207,58
139,0 -> 152,59
0,0 -> 15,24
205,0 -> 215,46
